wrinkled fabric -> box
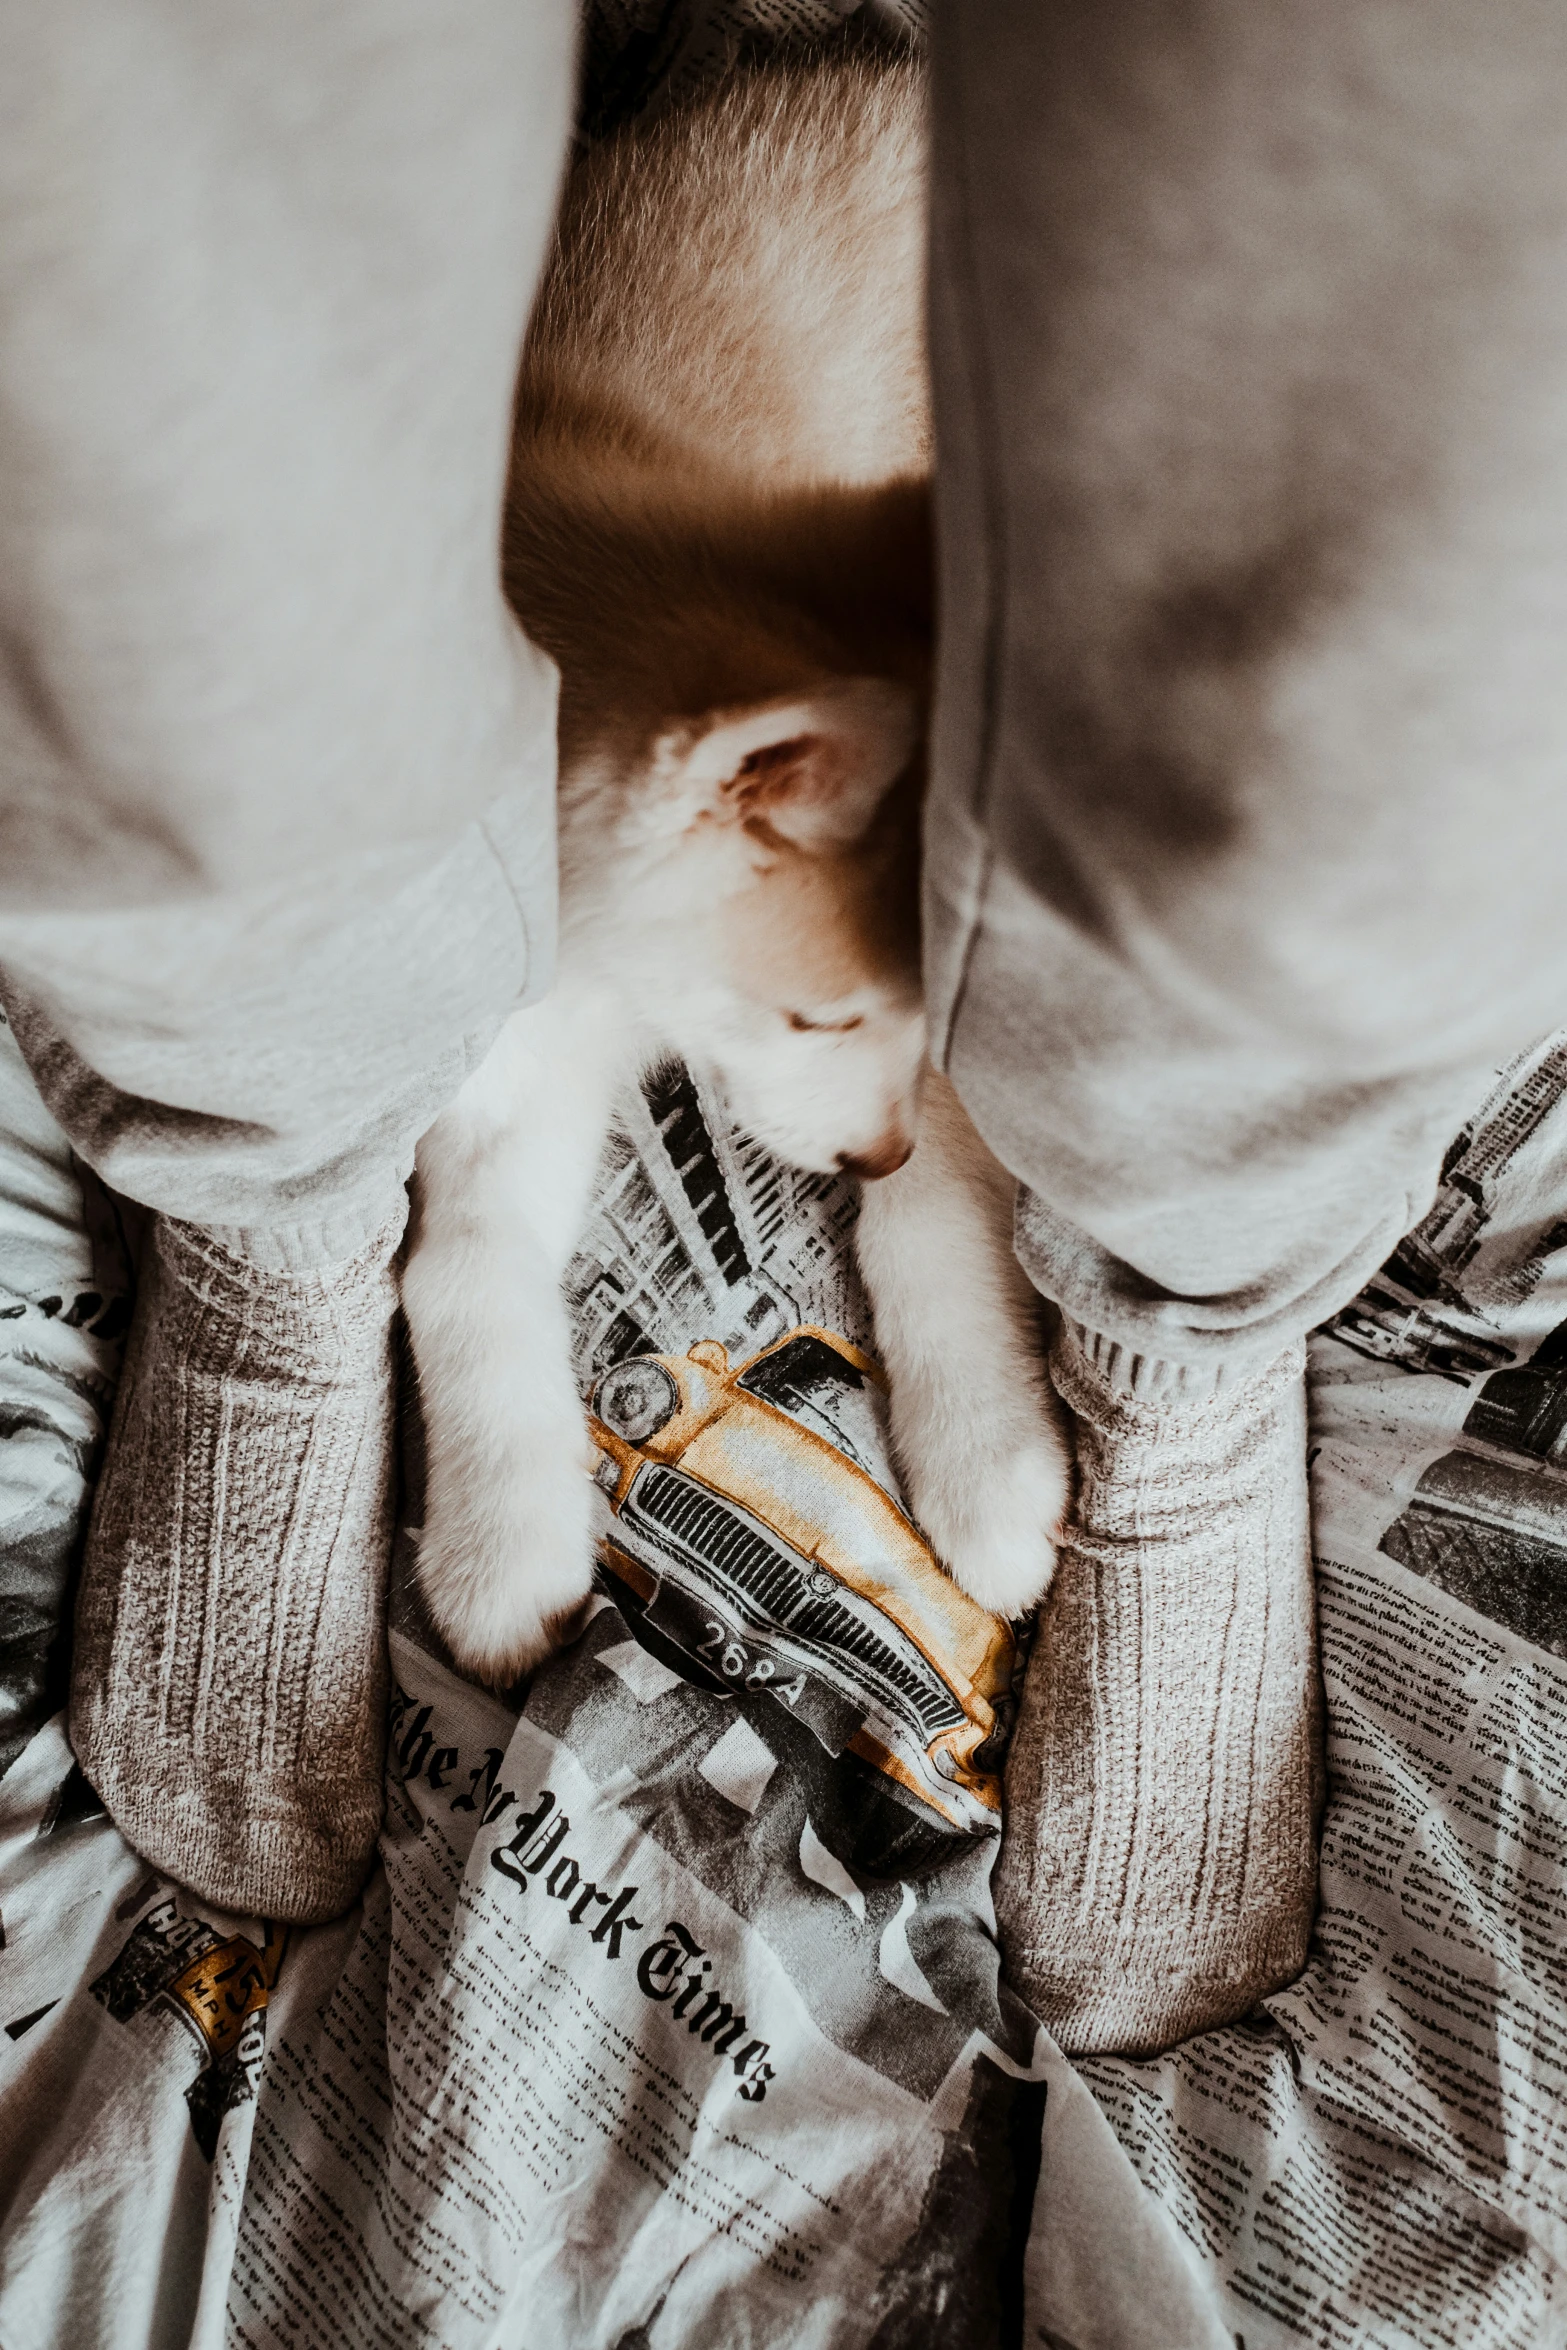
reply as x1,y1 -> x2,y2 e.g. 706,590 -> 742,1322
925,0 -> 1567,1369
0,0 -> 572,1237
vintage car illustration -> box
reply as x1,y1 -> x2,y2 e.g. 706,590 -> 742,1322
586,1326 -> 1018,1832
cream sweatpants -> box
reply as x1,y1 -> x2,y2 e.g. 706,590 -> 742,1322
3,0 -> 1566,1346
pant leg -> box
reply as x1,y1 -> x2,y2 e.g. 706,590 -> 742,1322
0,792 -> 558,1251
0,0 -> 575,1246
926,0 -> 1567,1374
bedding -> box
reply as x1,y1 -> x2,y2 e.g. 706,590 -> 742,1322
2,1011 -> 1567,2349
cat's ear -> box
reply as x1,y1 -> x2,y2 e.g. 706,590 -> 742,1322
653,677 -> 918,849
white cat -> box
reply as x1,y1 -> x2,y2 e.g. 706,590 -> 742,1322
402,51 -> 1072,1682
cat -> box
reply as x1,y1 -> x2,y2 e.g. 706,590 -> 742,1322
402,51 -> 1071,1681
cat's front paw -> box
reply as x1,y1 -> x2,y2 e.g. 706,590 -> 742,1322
905,1414 -> 1072,1621
417,1425 -> 598,1686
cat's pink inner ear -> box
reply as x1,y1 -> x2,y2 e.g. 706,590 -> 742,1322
675,678 -> 918,848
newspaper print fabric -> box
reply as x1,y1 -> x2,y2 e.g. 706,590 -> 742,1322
2,1046 -> 1184,2350
0,1012 -> 129,1782
6,999 -> 1567,2344
238,1060 -> 1061,2347
1068,1032 -> 1567,2350
578,0 -> 929,143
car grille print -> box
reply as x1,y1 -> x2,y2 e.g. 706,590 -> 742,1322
554,1069 -> 1018,1836
623,1463 -> 969,1740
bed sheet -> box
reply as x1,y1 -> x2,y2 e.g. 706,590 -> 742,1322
2,1012 -> 1567,2349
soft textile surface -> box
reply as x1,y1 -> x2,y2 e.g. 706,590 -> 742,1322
0,1010 -> 129,1782
0,1024 -> 1202,2350
2,1017 -> 1567,2348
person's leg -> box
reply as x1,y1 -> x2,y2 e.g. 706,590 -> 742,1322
0,0 -> 576,1919
0,808 -> 559,1924
928,0 -> 1567,2046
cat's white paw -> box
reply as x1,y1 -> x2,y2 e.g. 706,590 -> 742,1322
905,1416 -> 1072,1621
417,1423 -> 598,1686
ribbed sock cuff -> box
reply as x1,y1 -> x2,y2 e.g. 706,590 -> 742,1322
1067,1321 -> 1238,1401
204,1193 -> 409,1276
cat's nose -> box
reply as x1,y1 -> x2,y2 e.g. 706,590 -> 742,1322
837,1133 -> 914,1181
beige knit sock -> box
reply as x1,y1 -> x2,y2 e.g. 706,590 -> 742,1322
69,1207 -> 403,1924
994,1325 -> 1322,2056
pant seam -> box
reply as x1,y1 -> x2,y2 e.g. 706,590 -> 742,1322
930,8 -> 1012,1072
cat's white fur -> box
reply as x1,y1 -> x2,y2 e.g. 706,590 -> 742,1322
403,52 -> 1072,1681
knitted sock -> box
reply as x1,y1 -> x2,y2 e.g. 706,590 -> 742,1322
70,1207 -> 403,1924
994,1325 -> 1321,2056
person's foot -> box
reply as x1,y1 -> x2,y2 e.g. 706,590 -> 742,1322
994,1324 -> 1322,2055
69,1207 -> 403,1924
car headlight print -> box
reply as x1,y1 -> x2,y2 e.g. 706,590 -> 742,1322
594,1357 -> 679,1444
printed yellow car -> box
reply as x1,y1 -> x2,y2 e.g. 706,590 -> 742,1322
587,1326 -> 1018,1832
